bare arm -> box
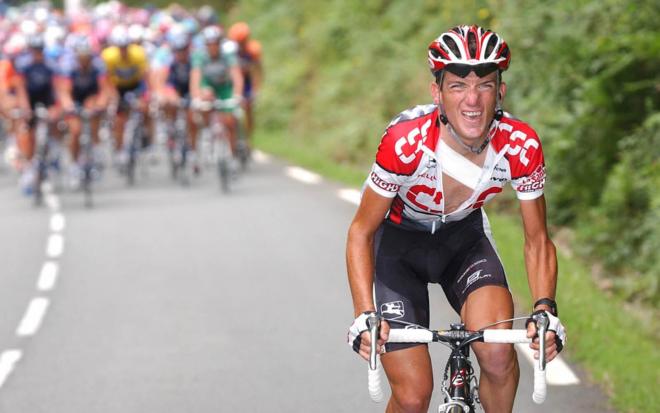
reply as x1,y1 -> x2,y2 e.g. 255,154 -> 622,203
519,195 -> 558,305
189,68 -> 201,99
230,65 -> 243,99
521,195 -> 563,362
14,75 -> 31,113
251,60 -> 263,92
55,76 -> 74,111
346,187 -> 394,317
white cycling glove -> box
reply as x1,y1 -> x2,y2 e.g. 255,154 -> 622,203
528,310 -> 567,353
347,311 -> 377,353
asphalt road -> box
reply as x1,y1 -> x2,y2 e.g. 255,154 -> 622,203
0,149 -> 613,412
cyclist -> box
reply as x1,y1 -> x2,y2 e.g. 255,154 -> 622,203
151,27 -> 198,172
346,25 -> 567,413
101,25 -> 150,166
0,36 -> 23,165
228,21 -> 262,142
190,25 -> 243,159
13,33 -> 65,193
61,35 -> 110,188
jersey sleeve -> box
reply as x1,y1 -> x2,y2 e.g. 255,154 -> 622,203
366,129 -> 414,198
93,57 -> 107,76
508,130 -> 546,200
134,46 -> 148,77
222,40 -> 239,66
190,50 -> 205,69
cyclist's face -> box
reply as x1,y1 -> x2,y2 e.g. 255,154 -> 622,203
77,54 -> 92,66
174,48 -> 188,60
206,42 -> 219,57
433,71 -> 506,141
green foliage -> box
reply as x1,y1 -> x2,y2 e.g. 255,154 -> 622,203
489,213 -> 659,413
233,0 -> 659,306
497,0 -> 660,305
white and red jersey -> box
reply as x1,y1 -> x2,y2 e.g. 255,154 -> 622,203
367,104 -> 546,231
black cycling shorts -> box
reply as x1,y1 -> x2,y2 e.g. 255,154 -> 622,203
373,209 -> 509,352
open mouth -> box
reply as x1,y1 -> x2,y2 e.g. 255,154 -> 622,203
461,111 -> 482,121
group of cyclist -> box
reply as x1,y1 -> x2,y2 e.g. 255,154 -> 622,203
0,1 -> 263,194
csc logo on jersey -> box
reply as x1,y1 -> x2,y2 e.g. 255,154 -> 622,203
498,123 -> 539,167
394,119 -> 432,164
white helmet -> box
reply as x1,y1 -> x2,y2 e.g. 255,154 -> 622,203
128,24 -> 144,44
110,25 -> 130,47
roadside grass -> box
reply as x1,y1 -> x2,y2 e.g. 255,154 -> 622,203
255,129 -> 659,413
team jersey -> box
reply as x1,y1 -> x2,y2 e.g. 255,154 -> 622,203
150,44 -> 173,70
367,104 -> 546,231
0,59 -> 17,92
167,59 -> 191,98
236,40 -> 260,97
191,40 -> 238,89
101,44 -> 148,89
60,54 -> 106,104
14,53 -> 62,108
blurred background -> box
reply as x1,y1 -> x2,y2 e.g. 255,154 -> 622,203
0,0 -> 657,412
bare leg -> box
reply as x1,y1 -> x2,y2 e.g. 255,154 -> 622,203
461,286 -> 519,413
381,345 -> 433,413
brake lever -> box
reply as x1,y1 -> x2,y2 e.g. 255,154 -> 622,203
535,312 -> 549,370
367,313 -> 381,371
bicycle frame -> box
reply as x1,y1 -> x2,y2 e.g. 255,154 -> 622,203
33,105 -> 52,206
122,93 -> 146,186
77,107 -> 100,207
193,98 -> 238,193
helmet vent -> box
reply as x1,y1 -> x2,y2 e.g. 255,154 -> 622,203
442,35 -> 460,57
485,35 -> 498,57
467,31 -> 477,59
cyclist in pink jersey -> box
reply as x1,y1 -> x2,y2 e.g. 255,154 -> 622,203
346,25 -> 566,413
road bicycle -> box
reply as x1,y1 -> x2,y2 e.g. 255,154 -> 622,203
166,97 -> 191,186
73,106 -> 103,208
121,92 -> 148,186
193,98 -> 241,193
32,104 -> 65,206
366,313 -> 549,412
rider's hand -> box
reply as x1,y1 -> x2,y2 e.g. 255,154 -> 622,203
347,312 -> 390,361
526,310 -> 566,363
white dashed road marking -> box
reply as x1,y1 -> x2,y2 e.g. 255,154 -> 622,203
37,261 -> 59,291
1,185 -> 65,390
285,166 -> 322,184
16,298 -> 50,337
338,188 -> 361,206
50,213 -> 66,232
46,233 -> 64,258
0,350 -> 22,389
252,149 -> 271,164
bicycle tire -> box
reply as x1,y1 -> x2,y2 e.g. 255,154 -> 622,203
126,125 -> 141,186
218,157 -> 230,193
176,122 -> 189,186
82,166 -> 93,208
236,121 -> 249,171
33,119 -> 49,206
33,163 -> 45,206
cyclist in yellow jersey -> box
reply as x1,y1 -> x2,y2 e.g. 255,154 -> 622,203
102,43 -> 148,89
101,26 -> 151,165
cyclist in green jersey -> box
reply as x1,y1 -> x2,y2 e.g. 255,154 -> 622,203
190,25 -> 243,156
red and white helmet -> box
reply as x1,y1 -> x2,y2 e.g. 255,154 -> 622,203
428,25 -> 510,76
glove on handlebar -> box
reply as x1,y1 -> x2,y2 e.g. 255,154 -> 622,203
347,311 -> 378,353
527,310 -> 567,353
